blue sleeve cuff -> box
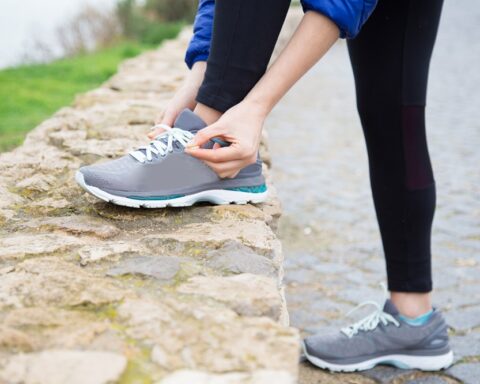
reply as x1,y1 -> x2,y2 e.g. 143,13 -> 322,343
184,0 -> 214,69
301,0 -> 377,39
185,52 -> 209,69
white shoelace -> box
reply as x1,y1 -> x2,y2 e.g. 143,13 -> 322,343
130,124 -> 194,163
341,283 -> 400,338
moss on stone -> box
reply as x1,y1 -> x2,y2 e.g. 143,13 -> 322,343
96,303 -> 119,321
118,360 -> 153,384
18,203 -> 79,218
118,340 -> 159,384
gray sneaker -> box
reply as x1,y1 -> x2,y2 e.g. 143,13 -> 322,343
303,298 -> 453,372
75,109 -> 268,208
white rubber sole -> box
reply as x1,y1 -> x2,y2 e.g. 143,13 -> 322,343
302,342 -> 454,372
75,171 -> 268,208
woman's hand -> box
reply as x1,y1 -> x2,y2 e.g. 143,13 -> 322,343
185,100 -> 267,178
149,61 -> 206,140
185,11 -> 339,178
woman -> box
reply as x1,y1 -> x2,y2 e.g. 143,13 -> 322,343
173,0 -> 453,371
77,0 -> 452,372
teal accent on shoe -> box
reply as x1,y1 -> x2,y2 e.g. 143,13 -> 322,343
127,194 -> 185,201
211,137 -> 231,147
399,310 -> 433,326
225,184 -> 267,193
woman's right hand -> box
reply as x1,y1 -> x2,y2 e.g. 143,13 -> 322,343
148,61 -> 206,140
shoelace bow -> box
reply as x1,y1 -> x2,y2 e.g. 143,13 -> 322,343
130,124 -> 194,163
341,283 -> 400,338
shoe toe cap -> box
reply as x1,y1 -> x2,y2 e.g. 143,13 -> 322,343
78,165 -> 115,190
304,333 -> 348,360
78,156 -> 137,190
304,335 -> 329,358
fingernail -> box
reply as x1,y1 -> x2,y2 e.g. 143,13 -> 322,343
187,145 -> 199,151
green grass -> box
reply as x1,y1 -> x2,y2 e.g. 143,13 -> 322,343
0,23 -> 182,152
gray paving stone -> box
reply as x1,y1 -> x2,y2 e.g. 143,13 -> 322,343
288,309 -> 317,330
404,376 -> 450,384
310,298 -> 350,314
360,366 -> 412,383
446,362 -> 480,384
434,289 -> 480,310
267,1 -> 480,382
284,269 -> 318,284
444,306 -> 480,331
450,332 -> 480,361
292,252 -> 321,267
333,284 -> 382,305
311,261 -> 353,274
432,272 -> 460,290
286,290 -> 330,307
343,269 -> 378,286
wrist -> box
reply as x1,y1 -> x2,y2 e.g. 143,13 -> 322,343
243,95 -> 271,119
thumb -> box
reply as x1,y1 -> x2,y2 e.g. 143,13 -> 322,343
187,122 -> 225,149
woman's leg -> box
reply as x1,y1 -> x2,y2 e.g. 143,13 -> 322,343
347,0 -> 444,315
193,0 -> 291,124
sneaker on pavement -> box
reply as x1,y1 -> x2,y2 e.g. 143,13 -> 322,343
75,109 -> 268,208
303,293 -> 453,372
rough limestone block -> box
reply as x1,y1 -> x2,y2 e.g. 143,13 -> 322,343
177,273 -> 283,320
159,369 -> 296,384
0,350 -> 127,384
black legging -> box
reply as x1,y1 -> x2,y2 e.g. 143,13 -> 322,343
196,0 -> 291,112
196,0 -> 444,293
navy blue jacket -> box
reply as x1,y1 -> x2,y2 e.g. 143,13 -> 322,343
185,0 -> 378,68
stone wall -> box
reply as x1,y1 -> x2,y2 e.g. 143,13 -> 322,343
0,9 -> 302,384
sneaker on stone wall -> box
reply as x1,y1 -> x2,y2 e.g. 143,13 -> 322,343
75,109 -> 268,208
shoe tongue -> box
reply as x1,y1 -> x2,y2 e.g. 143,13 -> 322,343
132,110 -> 206,161
383,299 -> 400,316
174,109 -> 207,133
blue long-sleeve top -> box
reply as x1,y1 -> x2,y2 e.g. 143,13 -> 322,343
185,0 -> 378,69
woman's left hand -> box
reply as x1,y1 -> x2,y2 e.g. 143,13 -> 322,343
185,100 -> 267,178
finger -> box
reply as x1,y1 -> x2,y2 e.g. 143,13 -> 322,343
212,143 -> 221,150
206,160 -> 243,179
161,109 -> 177,127
204,159 -> 245,178
186,145 -> 242,163
147,126 -> 166,140
186,123 -> 226,148
154,111 -> 165,125
147,130 -> 158,140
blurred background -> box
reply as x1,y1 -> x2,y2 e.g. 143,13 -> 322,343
0,1 -> 478,382
0,0 -> 197,152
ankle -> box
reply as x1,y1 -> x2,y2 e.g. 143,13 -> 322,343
390,292 -> 432,318
194,103 -> 222,125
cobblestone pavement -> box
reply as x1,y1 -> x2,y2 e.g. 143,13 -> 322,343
267,2 -> 480,384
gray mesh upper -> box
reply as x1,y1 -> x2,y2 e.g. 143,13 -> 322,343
304,300 -> 450,364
